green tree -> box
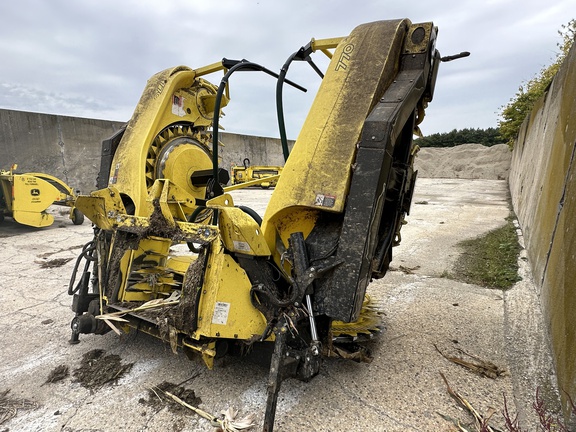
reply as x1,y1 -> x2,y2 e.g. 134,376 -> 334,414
416,127 -> 504,147
498,19 -> 576,145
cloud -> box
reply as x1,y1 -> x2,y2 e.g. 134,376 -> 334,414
0,0 -> 573,137
0,82 -> 130,120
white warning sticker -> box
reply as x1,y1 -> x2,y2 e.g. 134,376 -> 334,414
212,302 -> 231,325
171,95 -> 185,117
233,240 -> 251,252
314,193 -> 336,208
109,163 -> 120,184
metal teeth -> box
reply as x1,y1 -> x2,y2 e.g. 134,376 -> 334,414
145,124 -> 211,189
331,294 -> 384,340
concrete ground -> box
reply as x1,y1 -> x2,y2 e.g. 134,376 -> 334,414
0,178 -> 558,431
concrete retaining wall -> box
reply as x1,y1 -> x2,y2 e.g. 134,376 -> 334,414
509,43 -> 576,423
220,132 -> 289,171
0,108 -> 292,194
0,109 -> 125,194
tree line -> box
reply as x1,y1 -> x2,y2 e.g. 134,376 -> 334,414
415,127 -> 504,148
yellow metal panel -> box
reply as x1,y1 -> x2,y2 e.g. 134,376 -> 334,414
119,236 -> 173,302
23,172 -> 75,198
11,174 -> 61,227
196,251 -> 267,339
218,206 -> 271,256
75,187 -> 126,229
166,255 -> 195,274
206,193 -> 270,256
157,143 -> 212,197
109,67 -> 228,216
12,210 -> 54,227
263,19 -> 410,253
206,192 -> 234,207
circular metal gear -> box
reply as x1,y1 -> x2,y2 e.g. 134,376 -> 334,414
145,123 -> 213,198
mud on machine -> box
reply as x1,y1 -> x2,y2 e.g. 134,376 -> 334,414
67,19 -> 468,431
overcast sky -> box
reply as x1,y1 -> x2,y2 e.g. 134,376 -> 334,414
0,1 -> 573,139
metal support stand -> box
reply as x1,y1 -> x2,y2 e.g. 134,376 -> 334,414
263,321 -> 289,432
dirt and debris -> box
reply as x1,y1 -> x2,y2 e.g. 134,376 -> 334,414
139,381 -> 202,413
37,257 -> 73,268
145,198 -> 186,241
72,349 -> 134,389
36,244 -> 85,259
163,391 -> 257,432
435,344 -> 507,379
103,231 -> 140,299
168,249 -> 207,335
327,343 -> 373,363
439,372 -> 500,432
44,365 -> 69,385
0,389 -> 37,425
397,265 -> 421,274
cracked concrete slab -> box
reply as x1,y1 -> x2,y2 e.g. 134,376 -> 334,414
0,178 -> 558,431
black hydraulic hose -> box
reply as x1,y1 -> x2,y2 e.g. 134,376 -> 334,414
251,284 -> 298,309
237,205 -> 262,226
211,71 -> 236,197
276,45 -> 325,161
68,241 -> 96,295
211,58 -> 307,194
276,52 -> 299,162
187,206 -> 206,223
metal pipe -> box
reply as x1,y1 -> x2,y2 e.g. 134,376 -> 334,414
212,59 -> 306,195
305,294 -> 320,355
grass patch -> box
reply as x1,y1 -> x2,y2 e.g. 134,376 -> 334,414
450,215 -> 521,289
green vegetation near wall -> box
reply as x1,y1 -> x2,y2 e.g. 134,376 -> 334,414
446,216 -> 521,290
499,19 -> 575,145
